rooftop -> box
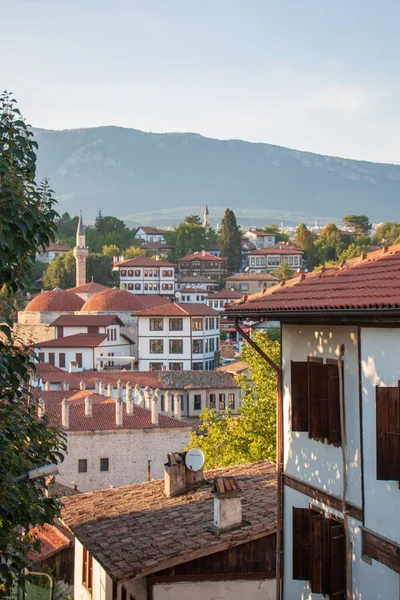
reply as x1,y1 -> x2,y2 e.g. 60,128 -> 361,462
39,242 -> 72,253
217,360 -> 249,375
81,289 -> 168,312
248,247 -> 303,255
35,333 -> 107,348
225,273 -> 280,282
178,251 -> 227,262
29,521 -> 74,563
158,370 -> 238,390
67,282 -> 109,294
206,290 -> 243,299
137,226 -> 166,235
114,256 -> 176,268
136,302 -> 220,317
50,314 -> 123,327
25,290 -> 84,312
226,244 -> 400,316
177,275 -> 218,284
140,242 -> 173,250
61,461 -> 276,582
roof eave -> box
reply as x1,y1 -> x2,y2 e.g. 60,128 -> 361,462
226,307 -> 400,324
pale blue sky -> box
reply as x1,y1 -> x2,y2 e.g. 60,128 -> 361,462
3,0 -> 400,162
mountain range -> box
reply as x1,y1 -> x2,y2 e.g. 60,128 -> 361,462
33,126 -> 400,226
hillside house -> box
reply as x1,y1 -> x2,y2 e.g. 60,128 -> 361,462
37,242 -> 72,264
177,250 -> 228,281
177,287 -> 208,303
227,245 -> 400,600
247,247 -> 303,274
113,256 -> 176,295
135,226 -> 166,244
176,275 -> 219,292
225,273 -> 280,295
244,230 -> 276,249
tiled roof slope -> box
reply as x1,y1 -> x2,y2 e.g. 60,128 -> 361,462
158,370 -> 238,390
226,245 -> 400,314
178,251 -> 227,262
140,242 -> 173,249
34,363 -> 65,376
206,290 -> 243,299
61,461 -> 276,581
136,302 -> 219,317
38,370 -> 162,388
25,290 -> 84,312
50,315 -> 123,327
34,333 -> 107,348
225,273 -> 280,282
67,282 -> 109,294
248,247 -> 303,255
29,521 -> 74,562
138,227 -> 166,235
114,256 -> 176,268
81,289 -> 168,312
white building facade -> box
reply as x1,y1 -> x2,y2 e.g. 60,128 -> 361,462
114,256 -> 176,296
135,227 -> 166,244
244,230 -> 276,249
247,248 -> 303,274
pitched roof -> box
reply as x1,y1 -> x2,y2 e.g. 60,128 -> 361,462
29,522 -> 74,562
114,256 -> 176,268
217,360 -> 249,375
81,289 -> 167,312
247,231 -> 276,237
158,370 -> 238,390
67,282 -> 109,294
35,333 -> 107,348
136,302 -> 220,317
34,363 -> 66,376
178,251 -> 227,262
50,315 -> 123,327
248,247 -> 303,255
61,461 -> 276,581
38,370 -> 162,388
25,290 -> 84,312
39,242 -> 72,253
137,227 -> 166,235
225,273 -> 280,282
140,242 -> 173,250
206,290 -> 243,299
177,287 -> 208,294
177,275 -> 218,283
226,244 -> 400,315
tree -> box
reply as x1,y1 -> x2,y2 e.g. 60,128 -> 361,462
186,331 -> 278,468
87,253 -> 118,286
124,245 -> 147,259
0,92 -> 66,590
29,260 -> 48,290
317,223 -> 349,262
295,223 -> 316,251
273,262 -> 294,280
102,244 -> 121,258
219,209 -> 242,273
374,222 -> 400,245
54,212 -> 78,246
339,241 -> 371,261
165,215 -> 207,258
342,214 -> 371,237
43,251 -> 76,289
261,224 -> 289,243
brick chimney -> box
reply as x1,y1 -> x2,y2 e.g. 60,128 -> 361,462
151,389 -> 159,426
95,379 -> 100,394
144,386 -> 151,409
62,398 -> 69,429
116,397 -> 123,427
44,381 -> 51,391
84,395 -> 92,417
174,393 -> 182,420
212,477 -> 242,532
80,380 -> 86,391
107,383 -> 113,398
98,381 -> 105,396
63,379 -> 70,391
164,390 -> 172,416
164,451 -> 204,497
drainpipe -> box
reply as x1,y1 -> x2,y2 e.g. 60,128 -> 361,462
234,318 -> 283,600
338,345 -> 352,600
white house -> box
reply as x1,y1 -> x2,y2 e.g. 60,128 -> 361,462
37,242 -> 72,264
61,460 -> 277,600
137,302 -> 220,371
227,244 -> 400,600
247,247 -> 303,274
244,230 -> 276,249
206,290 -> 243,311
113,256 -> 176,296
135,226 -> 166,244
176,275 -> 219,292
177,287 -> 208,303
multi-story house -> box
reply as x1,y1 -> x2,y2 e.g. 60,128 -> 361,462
227,245 -> 400,600
176,275 -> 219,292
113,256 -> 176,295
177,250 -> 228,281
225,273 -> 280,295
37,242 -> 72,264
135,226 -> 166,244
177,287 -> 208,303
244,230 -> 276,249
137,302 -> 220,371
247,247 -> 303,274
206,289 -> 243,311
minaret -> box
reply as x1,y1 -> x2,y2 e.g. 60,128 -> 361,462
203,205 -> 210,229
73,211 -> 88,287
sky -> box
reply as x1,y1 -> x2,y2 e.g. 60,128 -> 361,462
3,0 -> 400,163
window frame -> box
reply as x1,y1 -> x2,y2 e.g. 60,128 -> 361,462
169,339 -> 183,354
100,457 -> 109,472
78,459 -> 88,473
150,318 -> 164,331
150,339 -> 164,354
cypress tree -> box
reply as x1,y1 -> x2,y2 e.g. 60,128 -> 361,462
219,209 -> 242,273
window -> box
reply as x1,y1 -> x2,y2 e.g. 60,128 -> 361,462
205,339 -> 209,353
239,283 -> 249,291
192,339 -> 203,354
82,547 -> 93,590
59,353 -> 66,368
144,283 -> 149,290
209,317 -> 215,329
204,318 -> 209,330
214,301 -> 219,308
100,458 -> 109,472
76,353 -> 82,368
48,353 -> 55,366
290,358 -> 341,445
162,269 -> 173,277
149,362 -> 163,371
169,362 -> 183,370
160,394 -> 165,411
135,283 -> 141,290
121,270 -> 126,277
128,283 -> 134,290
135,269 -> 140,276
169,318 -> 183,331
169,339 -> 183,354
292,508 -> 345,596
108,352 -> 114,366
162,283 -> 173,290
228,393 -> 235,409
194,394 -> 202,410
192,361 -> 203,370
150,318 -> 164,331
220,300 -> 224,308
128,269 -> 133,277
209,338 -> 215,352
148,270 -> 153,277
192,318 -> 203,331
210,394 -> 216,409
38,352 -> 45,362
78,459 -> 88,473
219,394 -> 225,410
150,339 -> 164,354
376,385 -> 400,482
144,270 -> 148,277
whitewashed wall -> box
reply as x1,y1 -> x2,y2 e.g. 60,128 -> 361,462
153,579 -> 275,600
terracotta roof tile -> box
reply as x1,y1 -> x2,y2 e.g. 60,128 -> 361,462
81,289 -> 167,312
114,256 -> 176,268
50,315 -> 123,327
140,242 -> 173,250
138,227 -> 166,235
178,251 -> 227,262
35,333 -> 107,348
25,290 -> 84,312
136,302 -> 220,317
67,282 -> 109,294
29,521 -> 74,562
206,290 -> 243,299
248,247 -> 303,255
225,273 -> 280,282
39,243 -> 72,252
34,363 -> 65,376
39,370 -> 161,388
61,461 -> 276,581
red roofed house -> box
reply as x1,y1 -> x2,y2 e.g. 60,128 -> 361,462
177,287 -> 208,304
206,289 -> 243,312
247,246 -> 303,274
28,521 -> 75,585
177,250 -> 228,281
243,230 -> 276,249
135,226 -> 166,244
37,242 -> 72,264
137,302 -> 220,371
226,245 -> 400,599
113,256 -> 176,296
66,281 -> 110,301
225,273 -> 280,295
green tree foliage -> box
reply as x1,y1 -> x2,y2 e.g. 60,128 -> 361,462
43,251 -> 76,289
54,212 -> 78,246
165,215 -> 207,258
295,223 -> 316,251
273,262 -> 294,280
0,91 -> 66,590
0,284 -> 24,320
316,223 -> 349,262
29,260 -> 48,290
218,209 -> 242,273
338,240 -> 371,261
102,244 -> 121,258
87,253 -> 118,286
342,214 -> 371,237
124,245 -> 147,259
261,224 -> 290,243
186,331 -> 278,468
374,222 -> 400,245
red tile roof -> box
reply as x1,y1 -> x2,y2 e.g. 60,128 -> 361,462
25,290 -> 84,312
225,273 -> 280,282
140,242 -> 173,250
61,461 -> 276,581
248,247 -> 303,255
35,333 -> 107,348
39,243 -> 72,253
39,370 -> 161,388
137,227 -> 166,235
136,302 -> 220,317
178,251 -> 227,262
67,282 -> 109,294
81,289 -> 167,312
34,363 -> 66,376
50,315 -> 123,327
114,256 -> 176,268
206,290 -> 243,299
177,287 -> 208,294
226,245 -> 400,315
29,521 -> 74,562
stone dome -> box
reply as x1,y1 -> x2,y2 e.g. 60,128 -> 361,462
25,289 -> 84,312
80,288 -> 148,312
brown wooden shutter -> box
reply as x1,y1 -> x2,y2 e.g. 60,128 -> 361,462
291,362 -> 309,431
330,522 -> 346,599
59,353 -> 66,369
376,386 -> 400,481
38,352 -> 45,362
87,552 -> 93,589
112,580 -> 118,600
82,547 -> 88,585
327,362 -> 342,446
309,362 -> 329,440
48,352 -> 55,366
310,514 -> 331,594
76,353 -> 83,368
292,507 -> 320,580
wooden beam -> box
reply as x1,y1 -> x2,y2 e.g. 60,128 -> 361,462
148,572 -> 276,584
283,473 -> 363,522
234,319 -> 280,373
362,528 -> 400,574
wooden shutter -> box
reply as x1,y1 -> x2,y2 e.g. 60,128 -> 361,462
38,352 -> 45,362
87,552 -> 93,589
330,522 -> 346,599
112,580 -> 118,600
310,514 -> 331,594
59,353 -> 66,369
291,362 -> 308,431
48,352 -> 55,366
76,353 -> 83,368
376,386 -> 400,481
82,547 -> 88,585
309,362 -> 329,440
327,362 -> 342,446
292,507 -> 320,580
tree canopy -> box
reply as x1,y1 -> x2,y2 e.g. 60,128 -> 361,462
342,214 -> 371,237
43,251 -> 117,288
273,262 -> 294,280
219,209 -> 242,273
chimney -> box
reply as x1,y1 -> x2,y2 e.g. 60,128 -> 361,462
98,381 -> 105,396
134,383 -> 144,406
116,379 -> 123,397
37,398 -> 45,419
44,381 -> 51,391
144,386 -> 151,409
95,379 -> 100,394
63,379 -> 70,391
202,249 -> 206,256
116,397 -> 123,427
62,398 -> 69,429
212,477 -> 242,533
151,389 -> 159,426
84,395 -> 92,417
80,380 -> 86,391
107,383 -> 114,398
164,390 -> 171,416
174,393 -> 182,420
164,452 -> 187,497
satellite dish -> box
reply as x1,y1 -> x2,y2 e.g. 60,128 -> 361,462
185,449 -> 205,471
175,291 -> 182,300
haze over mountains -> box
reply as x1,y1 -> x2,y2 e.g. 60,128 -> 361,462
33,126 -> 400,226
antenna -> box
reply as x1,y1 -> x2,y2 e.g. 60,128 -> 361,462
185,449 -> 205,471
